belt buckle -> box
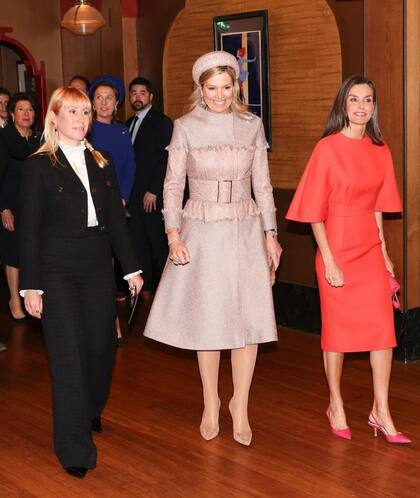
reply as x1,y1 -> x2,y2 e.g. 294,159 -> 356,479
217,180 -> 233,203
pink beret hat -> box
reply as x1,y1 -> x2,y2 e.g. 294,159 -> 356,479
192,51 -> 240,85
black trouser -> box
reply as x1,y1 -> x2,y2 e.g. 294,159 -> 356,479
129,206 -> 168,291
41,229 -> 116,469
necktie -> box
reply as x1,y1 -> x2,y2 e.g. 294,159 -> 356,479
129,115 -> 138,136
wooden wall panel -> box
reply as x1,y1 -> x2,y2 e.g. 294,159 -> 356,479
406,0 -> 420,309
100,0 -> 124,78
61,30 -> 102,86
61,0 -> 124,91
122,17 -> 139,117
137,0 -> 185,111
364,0 -> 405,303
163,0 -> 342,190
326,0 -> 364,79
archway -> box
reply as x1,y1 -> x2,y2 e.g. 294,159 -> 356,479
0,27 -> 47,126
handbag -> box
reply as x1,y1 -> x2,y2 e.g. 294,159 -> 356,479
389,275 -> 401,311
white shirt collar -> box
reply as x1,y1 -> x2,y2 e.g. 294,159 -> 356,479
59,140 -> 86,155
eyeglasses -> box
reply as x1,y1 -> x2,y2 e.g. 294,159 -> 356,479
15,107 -> 35,113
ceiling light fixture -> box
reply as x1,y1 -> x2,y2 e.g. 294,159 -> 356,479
61,0 -> 106,36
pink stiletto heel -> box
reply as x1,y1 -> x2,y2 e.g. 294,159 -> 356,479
326,408 -> 352,440
368,413 -> 411,444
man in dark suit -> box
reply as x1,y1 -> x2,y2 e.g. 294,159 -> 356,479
126,77 -> 173,295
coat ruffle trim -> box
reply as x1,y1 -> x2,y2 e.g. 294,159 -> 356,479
167,199 -> 276,224
183,199 -> 259,223
163,201 -> 277,224
165,142 -> 269,153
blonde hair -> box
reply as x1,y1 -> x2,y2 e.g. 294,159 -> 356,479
35,86 -> 108,167
188,66 -> 250,117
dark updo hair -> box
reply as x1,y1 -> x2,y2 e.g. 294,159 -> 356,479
7,92 -> 37,118
322,75 -> 384,146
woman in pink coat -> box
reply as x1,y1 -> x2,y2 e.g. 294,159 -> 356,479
144,51 -> 282,446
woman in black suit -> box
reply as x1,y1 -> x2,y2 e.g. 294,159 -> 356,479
19,87 -> 143,479
0,92 -> 41,320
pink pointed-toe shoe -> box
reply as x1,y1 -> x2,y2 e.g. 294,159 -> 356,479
326,408 -> 352,440
368,414 -> 412,444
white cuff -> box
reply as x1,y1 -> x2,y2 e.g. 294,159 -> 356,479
123,270 -> 143,281
20,289 -> 44,297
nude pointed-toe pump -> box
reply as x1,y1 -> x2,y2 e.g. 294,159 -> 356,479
229,399 -> 252,447
200,399 -> 221,441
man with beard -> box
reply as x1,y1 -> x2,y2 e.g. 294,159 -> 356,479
126,77 -> 173,297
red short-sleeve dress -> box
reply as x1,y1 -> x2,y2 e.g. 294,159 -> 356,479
286,133 -> 402,352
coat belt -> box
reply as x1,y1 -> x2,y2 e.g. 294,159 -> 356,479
188,177 -> 251,203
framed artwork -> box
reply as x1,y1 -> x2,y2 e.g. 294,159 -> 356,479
213,10 -> 271,146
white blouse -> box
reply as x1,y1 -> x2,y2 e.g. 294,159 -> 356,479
59,141 -> 98,227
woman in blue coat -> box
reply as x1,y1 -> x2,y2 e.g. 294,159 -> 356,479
89,76 -> 135,206
89,76 -> 136,341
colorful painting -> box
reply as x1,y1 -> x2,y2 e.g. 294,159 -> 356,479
214,11 -> 271,146
221,31 -> 262,118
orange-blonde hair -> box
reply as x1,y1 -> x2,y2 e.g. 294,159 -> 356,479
35,86 -> 108,167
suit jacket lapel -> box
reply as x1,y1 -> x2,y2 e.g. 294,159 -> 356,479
56,147 -> 85,188
133,107 -> 154,146
85,149 -> 101,191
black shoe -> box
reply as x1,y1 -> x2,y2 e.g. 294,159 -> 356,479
117,336 -> 124,347
91,416 -> 102,433
65,466 -> 88,479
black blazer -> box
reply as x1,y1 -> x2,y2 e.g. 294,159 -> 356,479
126,107 -> 173,208
19,148 -> 139,290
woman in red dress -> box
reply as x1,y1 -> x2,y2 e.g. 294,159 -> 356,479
286,76 -> 411,443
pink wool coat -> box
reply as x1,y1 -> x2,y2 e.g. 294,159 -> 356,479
143,105 -> 278,350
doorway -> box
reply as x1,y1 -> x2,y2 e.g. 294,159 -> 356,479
0,27 -> 47,126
